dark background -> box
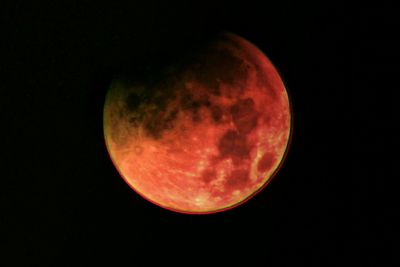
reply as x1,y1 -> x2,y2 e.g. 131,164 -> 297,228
1,1 -> 397,266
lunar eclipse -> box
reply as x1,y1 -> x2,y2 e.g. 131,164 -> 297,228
103,32 -> 292,214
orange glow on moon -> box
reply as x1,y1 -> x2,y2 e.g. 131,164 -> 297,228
103,33 -> 292,214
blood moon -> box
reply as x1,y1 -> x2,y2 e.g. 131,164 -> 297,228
103,33 -> 292,214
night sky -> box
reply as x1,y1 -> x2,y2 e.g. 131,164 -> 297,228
1,1 -> 396,266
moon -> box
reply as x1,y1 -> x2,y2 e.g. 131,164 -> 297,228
103,32 -> 292,214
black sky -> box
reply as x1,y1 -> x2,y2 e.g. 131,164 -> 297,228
1,1 -> 397,266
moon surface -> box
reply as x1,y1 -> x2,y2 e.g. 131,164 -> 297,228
103,33 -> 292,214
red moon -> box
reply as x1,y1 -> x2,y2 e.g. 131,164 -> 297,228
103,33 -> 292,214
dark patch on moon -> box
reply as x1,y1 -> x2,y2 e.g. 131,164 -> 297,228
143,106 -> 181,138
191,110 -> 202,122
180,92 -> 203,122
144,117 -> 165,139
113,79 -> 181,139
161,109 -> 179,130
190,48 -> 249,96
225,169 -> 250,188
218,130 -> 249,159
125,92 -> 143,111
166,109 -> 179,123
210,105 -> 223,123
180,91 -> 223,124
202,169 -> 217,184
257,153 -> 275,172
230,98 -> 259,134
181,92 -> 203,122
202,98 -> 212,107
151,95 -> 169,112
128,115 -> 143,127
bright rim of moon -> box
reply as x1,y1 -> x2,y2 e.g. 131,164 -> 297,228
103,32 -> 292,214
